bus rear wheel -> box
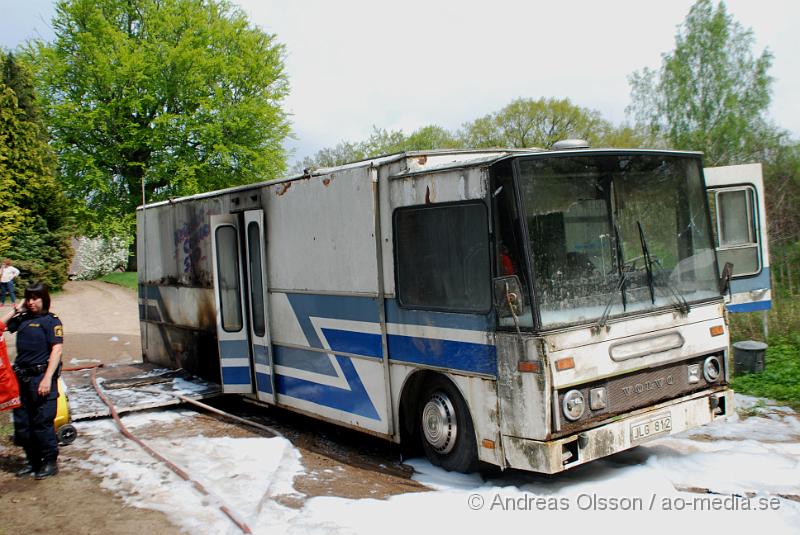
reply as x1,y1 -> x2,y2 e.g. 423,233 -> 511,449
418,376 -> 478,473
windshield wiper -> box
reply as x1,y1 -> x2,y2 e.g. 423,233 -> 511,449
593,223 -> 630,332
637,221 -> 691,314
636,221 -> 656,304
594,267 -> 629,332
652,257 -> 691,314
613,222 -> 627,310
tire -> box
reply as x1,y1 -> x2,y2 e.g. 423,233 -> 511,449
57,424 -> 78,445
418,376 -> 478,473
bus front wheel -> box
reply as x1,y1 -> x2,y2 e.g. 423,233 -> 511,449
418,376 -> 478,473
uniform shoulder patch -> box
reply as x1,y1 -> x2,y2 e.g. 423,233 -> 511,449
54,325 -> 64,337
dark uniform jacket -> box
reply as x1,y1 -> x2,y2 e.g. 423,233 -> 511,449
4,312 -> 64,368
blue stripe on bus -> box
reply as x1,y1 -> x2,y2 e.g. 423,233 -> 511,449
320,328 -> 497,375
286,293 -> 380,326
255,372 -> 273,394
273,345 -> 338,376
219,339 -> 249,359
137,284 -> 159,300
321,328 -> 383,358
275,355 -> 381,420
221,366 -> 252,385
385,299 -> 493,331
727,300 -> 772,313
271,344 -> 380,419
387,334 -> 497,375
285,292 -> 497,374
252,343 -> 270,365
274,292 -> 498,418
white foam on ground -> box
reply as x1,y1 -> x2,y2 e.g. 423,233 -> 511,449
76,411 -> 305,534
69,358 -> 101,364
68,394 -> 800,534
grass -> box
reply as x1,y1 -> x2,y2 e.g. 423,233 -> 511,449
727,277 -> 800,408
730,333 -> 800,410
98,271 -> 138,291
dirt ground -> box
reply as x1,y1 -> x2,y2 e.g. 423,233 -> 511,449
0,280 -> 426,535
3,280 -> 143,364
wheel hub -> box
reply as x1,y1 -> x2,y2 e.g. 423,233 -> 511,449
422,391 -> 457,454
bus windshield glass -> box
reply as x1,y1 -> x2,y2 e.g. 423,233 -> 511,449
518,153 -> 720,329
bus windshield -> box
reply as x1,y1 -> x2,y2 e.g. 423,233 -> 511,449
518,153 -> 720,329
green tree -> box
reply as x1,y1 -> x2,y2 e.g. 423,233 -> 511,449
762,142 -> 800,293
2,52 -> 39,123
0,52 -> 72,290
296,97 -> 641,172
403,125 -> 462,151
295,125 -> 463,172
461,97 -> 610,149
627,0 -> 775,165
27,0 -> 290,242
295,141 -> 368,172
595,124 -> 649,149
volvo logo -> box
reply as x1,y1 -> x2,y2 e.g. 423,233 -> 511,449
622,375 -> 675,396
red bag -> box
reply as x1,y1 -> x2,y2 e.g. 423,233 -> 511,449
0,330 -> 22,411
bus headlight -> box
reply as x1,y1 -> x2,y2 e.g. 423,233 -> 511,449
703,356 -> 722,383
562,390 -> 586,421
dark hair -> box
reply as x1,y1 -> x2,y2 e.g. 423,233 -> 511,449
24,282 -> 51,313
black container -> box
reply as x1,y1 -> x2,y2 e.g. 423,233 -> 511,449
732,340 -> 768,375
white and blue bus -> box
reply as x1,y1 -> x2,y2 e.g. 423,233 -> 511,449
137,146 -> 770,473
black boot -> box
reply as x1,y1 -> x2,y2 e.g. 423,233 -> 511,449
34,461 -> 59,480
15,463 -> 37,477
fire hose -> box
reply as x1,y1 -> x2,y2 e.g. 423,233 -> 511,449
134,386 -> 285,439
85,365 -> 254,534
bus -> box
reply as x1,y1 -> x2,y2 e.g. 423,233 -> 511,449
136,145 -> 770,473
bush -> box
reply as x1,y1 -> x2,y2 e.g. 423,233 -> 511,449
8,214 -> 73,292
73,236 -> 129,280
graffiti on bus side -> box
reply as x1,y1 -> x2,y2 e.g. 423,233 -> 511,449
174,209 -> 211,274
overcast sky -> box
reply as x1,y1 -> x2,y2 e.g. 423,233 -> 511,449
2,0 -> 799,165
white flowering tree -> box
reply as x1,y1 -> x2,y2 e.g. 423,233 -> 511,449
73,236 -> 129,280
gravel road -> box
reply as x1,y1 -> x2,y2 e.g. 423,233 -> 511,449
4,280 -> 141,364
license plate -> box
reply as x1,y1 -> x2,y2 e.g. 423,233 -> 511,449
630,413 -> 672,442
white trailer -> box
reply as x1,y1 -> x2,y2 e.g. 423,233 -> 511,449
137,147 -> 770,473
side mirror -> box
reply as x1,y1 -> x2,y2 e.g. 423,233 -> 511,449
719,262 -> 733,296
494,275 -> 524,317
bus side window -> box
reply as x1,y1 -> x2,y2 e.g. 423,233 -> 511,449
708,186 -> 761,277
394,202 -> 491,313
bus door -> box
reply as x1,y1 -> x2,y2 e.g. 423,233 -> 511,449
704,163 -> 772,313
210,210 -> 276,402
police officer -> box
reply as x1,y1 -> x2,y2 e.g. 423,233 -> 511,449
0,282 -> 63,479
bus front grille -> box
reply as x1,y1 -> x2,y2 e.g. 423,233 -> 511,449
554,354 -> 725,435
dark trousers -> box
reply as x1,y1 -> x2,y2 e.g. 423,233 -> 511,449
0,280 -> 14,304
13,372 -> 59,467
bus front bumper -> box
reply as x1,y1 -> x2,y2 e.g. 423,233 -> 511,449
501,388 -> 733,474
